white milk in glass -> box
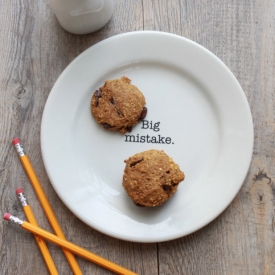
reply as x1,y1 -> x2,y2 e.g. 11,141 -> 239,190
49,0 -> 114,34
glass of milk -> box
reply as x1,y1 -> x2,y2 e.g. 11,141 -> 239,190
49,0 -> 114,34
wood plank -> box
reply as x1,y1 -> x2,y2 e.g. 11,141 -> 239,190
144,0 -> 275,274
0,0 -> 158,274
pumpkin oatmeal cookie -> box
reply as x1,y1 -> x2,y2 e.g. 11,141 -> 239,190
122,149 -> 185,207
91,76 -> 147,134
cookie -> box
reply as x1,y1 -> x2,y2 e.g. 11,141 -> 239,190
91,76 -> 147,134
122,149 -> 185,207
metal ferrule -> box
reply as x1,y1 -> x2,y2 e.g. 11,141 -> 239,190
14,143 -> 25,157
9,215 -> 23,225
17,193 -> 28,207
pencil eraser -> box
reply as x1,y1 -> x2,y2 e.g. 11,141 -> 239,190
16,188 -> 24,194
12,138 -> 20,145
3,213 -> 11,221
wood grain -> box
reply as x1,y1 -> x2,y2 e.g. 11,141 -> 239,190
1,0 -> 275,274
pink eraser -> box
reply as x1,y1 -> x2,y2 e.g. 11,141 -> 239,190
3,213 -> 11,221
16,188 -> 24,194
12,138 -> 20,145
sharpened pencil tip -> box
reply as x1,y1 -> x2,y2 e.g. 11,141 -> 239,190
16,188 -> 24,194
12,138 -> 20,145
3,213 -> 11,221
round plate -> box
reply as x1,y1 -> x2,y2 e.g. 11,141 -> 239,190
41,31 -> 253,243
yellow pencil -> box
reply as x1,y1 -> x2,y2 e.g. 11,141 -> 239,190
12,138 -> 82,275
16,188 -> 59,275
4,213 -> 138,275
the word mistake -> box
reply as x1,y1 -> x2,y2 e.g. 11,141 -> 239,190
124,120 -> 174,144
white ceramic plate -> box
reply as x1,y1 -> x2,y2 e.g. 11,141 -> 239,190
41,31 -> 253,243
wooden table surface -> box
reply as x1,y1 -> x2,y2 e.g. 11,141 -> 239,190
1,0 -> 275,274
